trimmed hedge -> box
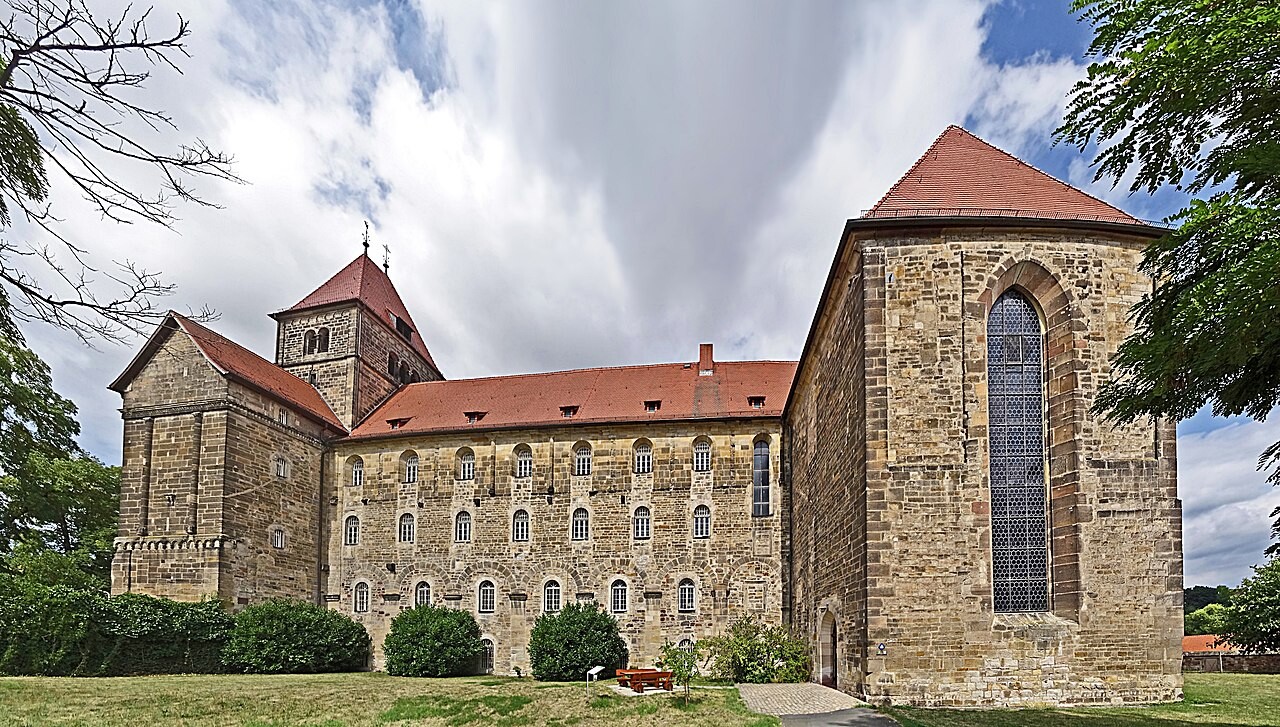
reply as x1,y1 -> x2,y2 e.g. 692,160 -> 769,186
383,605 -> 484,677
221,598 -> 370,673
527,602 -> 627,681
0,576 -> 232,676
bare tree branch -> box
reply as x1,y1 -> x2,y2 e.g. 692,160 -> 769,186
0,0 -> 240,344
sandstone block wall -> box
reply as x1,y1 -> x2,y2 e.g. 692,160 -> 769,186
786,225 -> 1183,707
112,327 -> 332,605
323,420 -> 784,672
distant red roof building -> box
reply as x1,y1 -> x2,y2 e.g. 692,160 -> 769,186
1182,635 -> 1237,654
276,254 -> 440,374
350,350 -> 796,439
866,125 -> 1141,225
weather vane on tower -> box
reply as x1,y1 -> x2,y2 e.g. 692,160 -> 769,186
361,220 -> 370,255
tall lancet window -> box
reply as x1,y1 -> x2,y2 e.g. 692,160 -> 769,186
987,289 -> 1050,613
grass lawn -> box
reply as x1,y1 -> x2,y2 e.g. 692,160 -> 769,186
884,674 -> 1280,726
0,673 -> 776,727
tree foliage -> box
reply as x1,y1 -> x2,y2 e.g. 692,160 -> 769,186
700,617 -> 809,684
1185,584 -> 1234,614
659,640 -> 700,704
0,1 -> 237,342
382,604 -> 484,677
526,602 -> 628,681
1057,0 -> 1280,554
1185,603 -> 1230,636
1221,558 -> 1280,653
220,599 -> 369,674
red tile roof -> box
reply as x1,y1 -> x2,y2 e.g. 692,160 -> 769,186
1182,635 -> 1237,654
866,126 -> 1141,225
349,357 -> 797,439
172,314 -> 345,431
279,254 -> 440,373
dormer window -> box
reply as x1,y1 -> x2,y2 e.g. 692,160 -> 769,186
393,314 -> 413,341
644,400 -> 661,413
465,411 -> 486,424
387,417 -> 412,430
748,396 -> 766,409
560,405 -> 579,418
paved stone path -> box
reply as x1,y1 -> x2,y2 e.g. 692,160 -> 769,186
736,683 -> 896,726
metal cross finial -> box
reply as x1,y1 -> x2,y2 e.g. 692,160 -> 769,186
362,221 -> 370,255
382,243 -> 390,274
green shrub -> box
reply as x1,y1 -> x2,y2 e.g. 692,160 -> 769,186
701,617 -> 809,683
659,640 -> 701,704
0,576 -> 232,676
383,605 -> 484,677
527,602 -> 627,681
1186,603 -> 1230,636
221,598 -> 369,673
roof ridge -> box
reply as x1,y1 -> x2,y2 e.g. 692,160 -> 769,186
957,127 -> 1137,222
867,125 -> 959,214
397,358 -> 801,388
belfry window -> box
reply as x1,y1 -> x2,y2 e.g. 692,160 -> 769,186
304,330 -> 317,355
987,289 -> 1050,613
316,327 -> 330,353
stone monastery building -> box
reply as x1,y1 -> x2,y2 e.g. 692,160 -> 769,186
109,127 -> 1183,706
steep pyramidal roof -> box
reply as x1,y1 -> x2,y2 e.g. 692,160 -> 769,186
866,125 -> 1141,225
279,254 -> 439,372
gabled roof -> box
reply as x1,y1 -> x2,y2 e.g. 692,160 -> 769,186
275,254 -> 440,374
866,125 -> 1141,225
111,313 -> 345,432
348,357 -> 797,439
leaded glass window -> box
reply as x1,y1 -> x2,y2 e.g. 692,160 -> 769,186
987,289 -> 1050,613
752,441 -> 770,516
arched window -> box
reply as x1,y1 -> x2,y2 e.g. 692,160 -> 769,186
693,439 -> 712,472
633,506 -> 651,540
455,512 -> 472,542
398,361 -> 410,384
304,330 -> 317,355
987,289 -> 1049,613
353,582 -> 369,613
415,581 -> 431,607
678,639 -> 694,652
752,440 -> 770,516
404,454 -> 419,483
270,528 -> 285,549
512,510 -> 530,542
316,327 -> 330,353
543,580 -> 561,612
481,638 -> 495,674
458,449 -> 475,480
693,505 -> 711,539
571,508 -> 590,541
344,515 -> 359,546
388,353 -> 399,378
610,579 -> 628,613
678,578 -> 695,613
478,580 -> 495,613
514,445 -> 533,479
350,458 -> 364,487
573,444 -> 592,477
398,513 -> 415,543
633,441 -> 652,475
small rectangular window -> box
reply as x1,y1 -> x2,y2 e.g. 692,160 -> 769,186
560,405 -> 579,418
465,411 -> 486,424
644,400 -> 661,413
271,529 -> 285,549
747,396 -> 766,409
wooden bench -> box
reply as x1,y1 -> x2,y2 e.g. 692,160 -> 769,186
630,670 -> 674,693
616,668 -> 657,689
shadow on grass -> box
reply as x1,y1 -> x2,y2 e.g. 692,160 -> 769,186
378,694 -> 534,726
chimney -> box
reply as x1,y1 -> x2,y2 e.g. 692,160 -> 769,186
698,343 -> 714,376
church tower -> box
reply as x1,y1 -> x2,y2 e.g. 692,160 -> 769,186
271,253 -> 443,429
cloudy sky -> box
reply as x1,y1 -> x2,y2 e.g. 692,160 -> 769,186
14,0 -> 1277,587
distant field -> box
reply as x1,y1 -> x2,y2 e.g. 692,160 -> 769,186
0,673 -> 775,727
886,673 -> 1280,727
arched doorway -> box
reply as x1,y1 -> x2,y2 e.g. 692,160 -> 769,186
818,611 -> 837,688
